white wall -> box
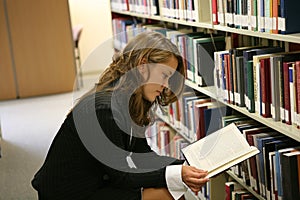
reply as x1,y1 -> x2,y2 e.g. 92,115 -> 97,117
68,0 -> 114,74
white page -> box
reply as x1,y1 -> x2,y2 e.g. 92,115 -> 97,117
182,123 -> 257,173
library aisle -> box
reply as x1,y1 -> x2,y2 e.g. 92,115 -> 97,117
0,74 -> 99,199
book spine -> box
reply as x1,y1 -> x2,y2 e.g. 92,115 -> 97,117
272,0 -> 279,34
281,153 -> 300,199
247,61 -> 255,113
270,56 -> 281,121
259,0 -> 265,32
236,56 -> 245,107
225,54 -> 232,103
283,62 -> 291,125
212,0 -> 219,24
279,58 -> 286,123
289,63 -> 296,126
295,61 -> 300,128
260,58 -> 266,118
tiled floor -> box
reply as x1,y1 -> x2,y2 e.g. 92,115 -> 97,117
0,74 -> 99,200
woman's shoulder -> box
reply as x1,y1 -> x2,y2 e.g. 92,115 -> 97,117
73,91 -> 113,112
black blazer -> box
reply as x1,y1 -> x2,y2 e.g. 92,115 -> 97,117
31,90 -> 183,200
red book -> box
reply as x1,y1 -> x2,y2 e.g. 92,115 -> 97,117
283,62 -> 292,125
260,58 -> 272,118
224,54 -> 231,103
272,0 -> 279,34
193,99 -> 212,140
225,181 -> 243,200
212,0 -> 218,25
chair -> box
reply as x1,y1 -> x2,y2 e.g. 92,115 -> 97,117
72,24 -> 84,88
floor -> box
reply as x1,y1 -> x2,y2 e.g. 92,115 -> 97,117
0,74 -> 99,200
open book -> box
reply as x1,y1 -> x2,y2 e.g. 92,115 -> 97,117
181,123 -> 259,178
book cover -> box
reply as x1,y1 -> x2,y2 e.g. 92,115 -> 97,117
281,151 -> 300,199
254,133 -> 284,198
243,126 -> 273,193
212,0 -> 219,24
283,61 -> 292,125
243,47 -> 284,113
181,123 -> 259,178
263,138 -> 291,199
252,132 -> 278,197
196,36 -> 226,87
185,32 -> 205,82
203,105 -> 227,136
225,181 -> 243,200
278,51 -> 300,122
279,0 -> 300,34
295,61 -> 300,128
236,56 -> 245,107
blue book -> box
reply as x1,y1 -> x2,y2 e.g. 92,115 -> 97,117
253,133 -> 283,198
259,0 -> 265,32
203,105 -> 227,136
183,96 -> 201,131
280,0 -> 300,34
263,138 -> 292,200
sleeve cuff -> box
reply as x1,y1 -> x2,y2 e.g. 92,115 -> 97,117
165,165 -> 187,200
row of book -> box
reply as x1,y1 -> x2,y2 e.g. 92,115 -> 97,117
112,17 -> 274,90
225,181 -> 257,200
214,47 -> 300,128
111,18 -> 300,130
112,17 -> 143,50
213,0 -> 300,34
145,120 -> 189,159
223,115 -> 300,200
159,88 -> 229,142
154,97 -> 300,199
111,0 -> 300,34
147,87 -> 300,199
160,0 -> 210,23
111,17 -> 222,86
150,103 -> 300,199
110,0 -> 160,15
111,0 -> 208,22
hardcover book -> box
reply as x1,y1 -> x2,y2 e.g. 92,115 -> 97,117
181,123 -> 259,178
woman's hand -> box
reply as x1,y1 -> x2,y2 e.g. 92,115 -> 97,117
181,165 -> 209,195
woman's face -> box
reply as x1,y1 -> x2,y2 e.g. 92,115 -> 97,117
140,56 -> 178,102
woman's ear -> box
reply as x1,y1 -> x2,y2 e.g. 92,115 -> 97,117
138,58 -> 147,74
138,58 -> 147,65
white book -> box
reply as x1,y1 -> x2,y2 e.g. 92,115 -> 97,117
181,123 -> 259,178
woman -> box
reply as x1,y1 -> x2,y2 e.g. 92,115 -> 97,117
31,31 -> 209,200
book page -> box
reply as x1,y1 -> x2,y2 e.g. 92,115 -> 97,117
182,123 -> 257,173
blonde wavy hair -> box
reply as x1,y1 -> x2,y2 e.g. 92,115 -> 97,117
84,31 -> 185,126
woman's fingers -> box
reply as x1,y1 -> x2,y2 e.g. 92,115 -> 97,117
182,165 -> 210,193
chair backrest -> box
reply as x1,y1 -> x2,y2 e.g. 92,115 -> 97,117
72,24 -> 83,47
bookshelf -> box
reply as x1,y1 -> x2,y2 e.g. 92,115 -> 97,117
110,0 -> 300,199
111,9 -> 300,44
185,80 -> 300,142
